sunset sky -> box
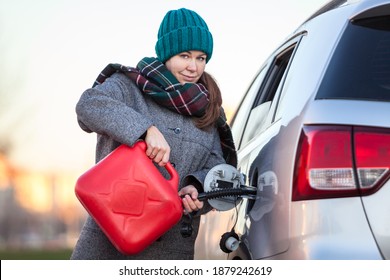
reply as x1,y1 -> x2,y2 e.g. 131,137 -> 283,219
0,0 -> 328,173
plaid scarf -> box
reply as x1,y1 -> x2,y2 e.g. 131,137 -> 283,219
93,57 -> 237,167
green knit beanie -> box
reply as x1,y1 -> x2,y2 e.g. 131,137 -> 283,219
155,8 -> 213,63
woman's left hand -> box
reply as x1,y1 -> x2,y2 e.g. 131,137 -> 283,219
178,185 -> 204,214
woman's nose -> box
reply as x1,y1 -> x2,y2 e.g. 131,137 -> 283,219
187,59 -> 197,71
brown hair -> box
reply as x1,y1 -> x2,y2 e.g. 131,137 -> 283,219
194,71 -> 222,130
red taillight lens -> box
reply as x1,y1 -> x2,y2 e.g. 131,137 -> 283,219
354,127 -> 390,192
292,125 -> 390,201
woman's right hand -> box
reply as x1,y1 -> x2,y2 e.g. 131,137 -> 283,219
144,126 -> 171,166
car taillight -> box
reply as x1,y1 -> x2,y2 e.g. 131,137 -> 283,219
292,125 -> 390,201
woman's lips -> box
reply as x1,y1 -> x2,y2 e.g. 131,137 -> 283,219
182,75 -> 197,83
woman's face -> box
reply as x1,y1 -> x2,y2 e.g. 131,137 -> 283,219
165,50 -> 207,84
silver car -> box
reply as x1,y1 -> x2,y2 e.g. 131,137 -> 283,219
195,0 -> 390,260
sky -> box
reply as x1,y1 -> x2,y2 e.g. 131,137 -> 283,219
0,0 -> 329,173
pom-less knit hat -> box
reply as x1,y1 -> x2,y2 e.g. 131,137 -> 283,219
155,8 -> 213,63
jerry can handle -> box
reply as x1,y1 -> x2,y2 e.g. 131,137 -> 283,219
136,140 -> 179,191
164,161 -> 179,190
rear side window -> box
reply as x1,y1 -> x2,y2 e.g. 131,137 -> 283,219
316,16 -> 390,101
231,37 -> 301,149
230,67 -> 267,147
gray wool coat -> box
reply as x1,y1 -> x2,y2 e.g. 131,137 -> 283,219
71,73 -> 225,260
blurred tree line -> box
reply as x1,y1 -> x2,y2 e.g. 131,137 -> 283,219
0,23 -> 80,254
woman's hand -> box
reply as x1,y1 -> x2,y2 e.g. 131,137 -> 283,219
144,126 -> 171,166
178,185 -> 204,214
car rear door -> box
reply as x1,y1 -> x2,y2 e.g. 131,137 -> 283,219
230,36 -> 304,259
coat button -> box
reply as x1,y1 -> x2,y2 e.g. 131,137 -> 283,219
174,128 -> 181,134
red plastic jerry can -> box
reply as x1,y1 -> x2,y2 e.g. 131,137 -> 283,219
75,141 -> 182,255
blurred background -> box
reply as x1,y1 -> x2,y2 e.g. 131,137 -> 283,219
0,0 -> 328,259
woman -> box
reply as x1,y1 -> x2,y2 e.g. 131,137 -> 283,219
71,8 -> 236,260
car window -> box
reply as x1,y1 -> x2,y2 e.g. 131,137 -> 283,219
273,41 -> 302,121
316,15 -> 390,101
239,43 -> 298,147
230,65 -> 269,148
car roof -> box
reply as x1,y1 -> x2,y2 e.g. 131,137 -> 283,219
304,0 -> 390,23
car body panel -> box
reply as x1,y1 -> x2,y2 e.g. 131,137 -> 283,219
361,182 -> 390,259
